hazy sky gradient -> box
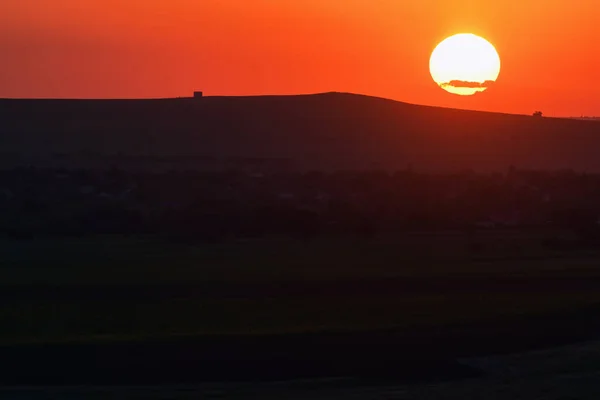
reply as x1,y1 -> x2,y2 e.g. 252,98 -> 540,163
1,0 -> 599,116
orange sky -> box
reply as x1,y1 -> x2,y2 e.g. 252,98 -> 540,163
1,0 -> 599,116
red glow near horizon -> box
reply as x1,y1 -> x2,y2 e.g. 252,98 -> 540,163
0,0 -> 599,116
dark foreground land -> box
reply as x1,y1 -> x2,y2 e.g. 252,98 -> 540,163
1,168 -> 600,390
1,234 -> 600,387
2,94 -> 600,393
2,303 -> 600,386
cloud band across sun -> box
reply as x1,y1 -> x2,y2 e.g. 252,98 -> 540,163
439,80 -> 496,96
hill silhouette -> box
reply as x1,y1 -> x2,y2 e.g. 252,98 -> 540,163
1,92 -> 600,171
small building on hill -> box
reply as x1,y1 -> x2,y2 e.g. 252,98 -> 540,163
193,91 -> 203,99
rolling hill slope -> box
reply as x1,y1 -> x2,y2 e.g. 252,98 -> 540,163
1,92 -> 600,171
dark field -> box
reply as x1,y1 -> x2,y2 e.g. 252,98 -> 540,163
1,233 -> 600,385
2,233 -> 600,341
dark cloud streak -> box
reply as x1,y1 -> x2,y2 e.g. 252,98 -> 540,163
441,80 -> 495,88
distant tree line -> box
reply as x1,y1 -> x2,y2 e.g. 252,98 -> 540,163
2,167 -> 600,244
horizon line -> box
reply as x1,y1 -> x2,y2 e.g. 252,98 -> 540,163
1,92 -> 597,119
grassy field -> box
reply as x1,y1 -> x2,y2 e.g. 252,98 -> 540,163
0,231 -> 598,284
0,232 -> 600,346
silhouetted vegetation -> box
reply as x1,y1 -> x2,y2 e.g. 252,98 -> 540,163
2,167 -> 600,246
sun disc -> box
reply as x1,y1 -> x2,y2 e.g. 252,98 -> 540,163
430,33 -> 501,96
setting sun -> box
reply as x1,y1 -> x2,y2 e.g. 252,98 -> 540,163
430,33 -> 501,96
